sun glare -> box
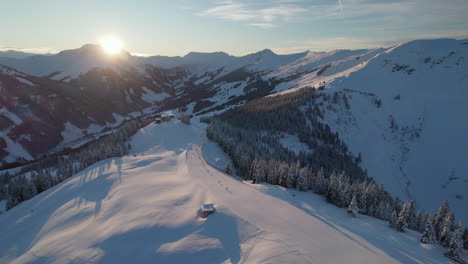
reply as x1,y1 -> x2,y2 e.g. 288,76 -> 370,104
100,37 -> 122,55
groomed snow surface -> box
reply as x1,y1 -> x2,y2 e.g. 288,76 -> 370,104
0,121 -> 458,264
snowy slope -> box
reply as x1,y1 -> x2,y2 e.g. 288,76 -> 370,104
0,121 -> 455,264
319,39 -> 468,223
265,39 -> 468,224
1,38 -> 466,229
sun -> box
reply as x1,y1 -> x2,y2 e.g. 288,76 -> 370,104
100,36 -> 122,55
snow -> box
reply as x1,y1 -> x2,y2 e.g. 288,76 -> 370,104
278,133 -> 312,155
193,76 -> 211,85
201,140 -> 231,171
2,136 -> 33,162
141,87 -> 170,104
15,77 -> 34,86
317,39 -> 468,223
110,113 -> 126,126
266,38 -> 468,224
0,120 -> 457,264
86,123 -> 104,134
0,108 -> 23,125
60,122 -> 84,145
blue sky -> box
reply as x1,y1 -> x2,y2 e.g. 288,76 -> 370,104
1,0 -> 467,56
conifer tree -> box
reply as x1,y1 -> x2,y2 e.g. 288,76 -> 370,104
278,162 -> 288,187
434,200 -> 450,241
420,216 -> 435,244
445,222 -> 463,259
296,167 -> 309,191
347,195 -> 358,217
462,228 -> 468,250
313,168 -> 327,194
395,201 -> 413,232
440,212 -> 454,247
225,161 -> 233,175
389,210 -> 398,228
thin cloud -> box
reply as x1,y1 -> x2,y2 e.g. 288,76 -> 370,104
250,23 -> 277,28
199,1 -> 307,27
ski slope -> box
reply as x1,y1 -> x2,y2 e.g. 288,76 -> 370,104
0,121 -> 456,264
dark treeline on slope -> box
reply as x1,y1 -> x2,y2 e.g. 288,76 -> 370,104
205,87 -> 366,182
204,87 -> 468,258
0,117 -> 152,210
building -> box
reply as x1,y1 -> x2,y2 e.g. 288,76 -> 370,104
201,203 -> 215,218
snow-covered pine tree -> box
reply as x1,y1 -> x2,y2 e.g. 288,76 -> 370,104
420,215 -> 435,244
347,195 -> 358,217
383,201 -> 393,221
254,160 -> 267,183
278,162 -> 288,187
326,172 -> 340,205
434,200 -> 450,241
405,201 -> 417,230
249,160 -> 258,182
395,201 -> 413,232
225,161 -> 233,175
297,167 -> 309,191
306,167 -> 315,190
445,222 -> 463,259
267,160 -> 279,185
417,212 -> 429,233
462,228 -> 468,250
312,168 -> 327,194
364,182 -> 377,216
413,211 -> 423,231
440,212 -> 454,247
390,210 -> 398,228
341,185 -> 352,208
286,161 -> 299,188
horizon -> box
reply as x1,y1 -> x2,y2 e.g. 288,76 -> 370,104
1,0 -> 467,56
2,37 -> 468,58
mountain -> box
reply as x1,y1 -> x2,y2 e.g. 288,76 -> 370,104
262,39 -> 468,223
1,38 -> 467,233
0,121 -> 454,263
0,50 -> 37,59
0,44 -> 133,81
0,63 -> 178,164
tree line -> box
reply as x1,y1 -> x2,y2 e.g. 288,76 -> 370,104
0,117 -> 152,210
204,86 -> 467,258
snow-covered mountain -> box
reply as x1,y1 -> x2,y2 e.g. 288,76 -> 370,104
262,39 -> 468,224
1,38 -> 467,230
0,50 -> 37,59
0,63 -> 177,164
0,121 -> 455,263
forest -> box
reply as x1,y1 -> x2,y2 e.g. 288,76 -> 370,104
204,86 -> 468,257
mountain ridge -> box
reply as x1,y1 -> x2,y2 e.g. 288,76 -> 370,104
1,38 -> 467,225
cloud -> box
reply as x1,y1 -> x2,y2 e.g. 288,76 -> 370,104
199,1 -> 307,27
249,23 -> 277,28
199,1 -> 255,22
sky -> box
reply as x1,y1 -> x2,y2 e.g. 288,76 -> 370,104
1,0 -> 467,56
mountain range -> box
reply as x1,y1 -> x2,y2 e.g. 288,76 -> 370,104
1,38 -> 467,226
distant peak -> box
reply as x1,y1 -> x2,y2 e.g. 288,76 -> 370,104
259,49 -> 275,55
184,51 -> 230,58
81,43 -> 101,49
57,44 -> 131,58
